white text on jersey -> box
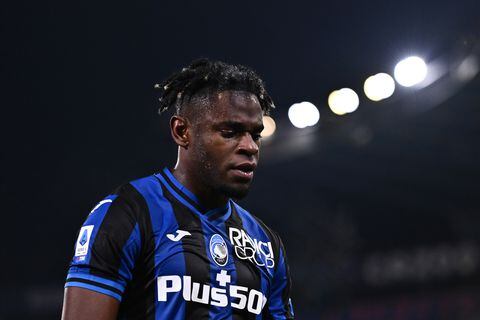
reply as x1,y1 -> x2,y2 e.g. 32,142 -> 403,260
157,272 -> 267,315
229,227 -> 275,268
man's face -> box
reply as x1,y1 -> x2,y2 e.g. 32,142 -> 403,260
189,90 -> 264,200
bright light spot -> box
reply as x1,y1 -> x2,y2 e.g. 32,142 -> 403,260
261,116 -> 276,137
328,91 -> 345,115
363,73 -> 395,101
288,101 -> 320,128
394,56 -> 428,87
328,88 -> 359,115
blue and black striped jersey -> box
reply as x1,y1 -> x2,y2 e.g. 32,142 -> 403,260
66,167 -> 294,319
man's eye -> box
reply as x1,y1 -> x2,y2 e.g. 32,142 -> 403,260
221,130 -> 236,138
252,134 -> 262,141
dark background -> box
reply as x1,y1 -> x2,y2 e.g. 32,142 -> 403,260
2,0 -> 480,319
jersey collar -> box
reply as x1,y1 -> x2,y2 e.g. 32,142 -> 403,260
156,167 -> 232,222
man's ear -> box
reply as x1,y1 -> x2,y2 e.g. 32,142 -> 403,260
170,115 -> 190,148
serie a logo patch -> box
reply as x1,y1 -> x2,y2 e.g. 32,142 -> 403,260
75,225 -> 94,258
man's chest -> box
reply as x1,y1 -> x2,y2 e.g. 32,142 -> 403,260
153,222 -> 276,279
146,221 -> 277,315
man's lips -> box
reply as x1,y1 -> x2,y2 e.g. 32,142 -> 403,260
230,162 -> 256,180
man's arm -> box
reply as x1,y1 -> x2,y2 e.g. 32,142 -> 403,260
266,233 -> 295,319
61,287 -> 120,320
62,189 -> 142,319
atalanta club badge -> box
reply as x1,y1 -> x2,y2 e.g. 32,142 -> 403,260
210,234 -> 228,266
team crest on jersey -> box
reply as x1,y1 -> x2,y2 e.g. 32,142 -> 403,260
209,234 -> 228,266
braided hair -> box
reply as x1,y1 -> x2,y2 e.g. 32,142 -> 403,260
155,58 -> 275,116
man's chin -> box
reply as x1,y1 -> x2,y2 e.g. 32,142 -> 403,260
220,183 -> 251,200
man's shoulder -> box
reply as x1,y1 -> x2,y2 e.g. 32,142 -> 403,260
113,173 -> 162,200
104,173 -> 166,217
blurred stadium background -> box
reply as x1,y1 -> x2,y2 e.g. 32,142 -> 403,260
2,0 -> 480,319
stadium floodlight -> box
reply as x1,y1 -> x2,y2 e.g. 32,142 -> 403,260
328,88 -> 359,115
261,116 -> 276,137
364,73 -> 395,101
288,101 -> 320,128
394,56 -> 428,87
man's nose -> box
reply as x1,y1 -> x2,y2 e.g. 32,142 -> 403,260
238,133 -> 259,155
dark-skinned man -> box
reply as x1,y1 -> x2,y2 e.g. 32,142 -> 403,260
61,59 -> 294,320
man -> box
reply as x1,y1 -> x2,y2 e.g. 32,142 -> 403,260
62,59 -> 294,319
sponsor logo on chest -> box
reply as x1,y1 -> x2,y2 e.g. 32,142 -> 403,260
156,229 -> 273,314
157,270 -> 267,315
228,227 -> 275,268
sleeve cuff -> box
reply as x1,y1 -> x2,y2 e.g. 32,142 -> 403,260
65,273 -> 125,302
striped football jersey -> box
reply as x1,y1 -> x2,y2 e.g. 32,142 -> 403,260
66,167 -> 294,319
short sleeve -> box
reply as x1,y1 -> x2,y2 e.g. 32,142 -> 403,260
65,193 -> 142,301
267,233 -> 295,319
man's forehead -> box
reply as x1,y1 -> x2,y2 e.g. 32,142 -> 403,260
216,90 -> 260,105
203,90 -> 263,121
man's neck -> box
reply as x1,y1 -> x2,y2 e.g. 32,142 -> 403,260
171,166 -> 229,211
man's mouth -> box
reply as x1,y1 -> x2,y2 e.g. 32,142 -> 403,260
230,163 -> 256,180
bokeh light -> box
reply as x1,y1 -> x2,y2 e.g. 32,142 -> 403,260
394,56 -> 428,87
261,116 -> 276,137
288,101 -> 320,128
328,88 -> 359,115
363,73 -> 395,101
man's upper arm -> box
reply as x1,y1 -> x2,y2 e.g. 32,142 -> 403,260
61,287 -> 119,320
